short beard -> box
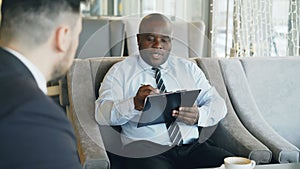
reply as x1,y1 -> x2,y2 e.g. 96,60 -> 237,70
50,45 -> 73,81
51,52 -> 70,80
50,63 -> 66,82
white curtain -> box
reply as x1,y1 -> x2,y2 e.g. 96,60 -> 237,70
287,0 -> 300,56
231,0 -> 300,57
231,0 -> 273,57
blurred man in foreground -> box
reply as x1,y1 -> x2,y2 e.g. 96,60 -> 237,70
0,0 -> 82,168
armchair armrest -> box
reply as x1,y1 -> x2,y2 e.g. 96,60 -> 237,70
67,60 -> 110,169
67,105 -> 110,169
210,103 -> 272,164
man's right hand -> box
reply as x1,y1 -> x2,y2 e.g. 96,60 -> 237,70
134,85 -> 159,111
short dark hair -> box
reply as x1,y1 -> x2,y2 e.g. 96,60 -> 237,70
0,0 -> 81,45
1,0 -> 81,14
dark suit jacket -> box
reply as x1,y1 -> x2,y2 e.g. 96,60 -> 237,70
0,48 -> 82,169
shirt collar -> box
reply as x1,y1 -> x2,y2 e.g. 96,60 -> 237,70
3,47 -> 48,94
137,55 -> 170,71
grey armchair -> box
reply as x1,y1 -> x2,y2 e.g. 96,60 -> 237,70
219,57 -> 300,163
65,57 -> 273,169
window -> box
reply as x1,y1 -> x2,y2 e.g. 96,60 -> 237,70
80,0 -> 299,57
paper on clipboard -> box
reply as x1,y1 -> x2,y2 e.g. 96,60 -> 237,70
137,89 -> 201,128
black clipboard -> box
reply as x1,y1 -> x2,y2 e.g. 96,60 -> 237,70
137,89 -> 201,128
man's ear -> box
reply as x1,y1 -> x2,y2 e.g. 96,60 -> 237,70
55,25 -> 71,52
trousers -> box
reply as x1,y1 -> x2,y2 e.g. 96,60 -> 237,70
122,139 -> 233,169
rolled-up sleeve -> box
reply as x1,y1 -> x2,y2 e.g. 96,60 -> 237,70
191,64 -> 227,127
197,87 -> 227,127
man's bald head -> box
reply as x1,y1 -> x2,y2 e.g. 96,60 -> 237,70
139,13 -> 173,36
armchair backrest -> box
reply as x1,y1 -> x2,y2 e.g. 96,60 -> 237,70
76,18 -> 125,58
240,57 -> 300,148
172,21 -> 205,58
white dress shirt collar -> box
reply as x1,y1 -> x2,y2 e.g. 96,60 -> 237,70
137,55 -> 170,71
4,47 -> 48,94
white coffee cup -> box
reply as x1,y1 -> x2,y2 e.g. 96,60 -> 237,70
224,157 -> 256,169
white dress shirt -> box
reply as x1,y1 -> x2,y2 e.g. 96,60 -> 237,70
4,47 -> 47,94
95,55 -> 227,146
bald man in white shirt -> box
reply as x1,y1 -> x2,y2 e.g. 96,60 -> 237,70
95,13 -> 232,169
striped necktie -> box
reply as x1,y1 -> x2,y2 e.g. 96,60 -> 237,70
152,67 -> 183,146
152,67 -> 166,93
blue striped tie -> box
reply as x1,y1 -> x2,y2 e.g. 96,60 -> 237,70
152,68 -> 183,146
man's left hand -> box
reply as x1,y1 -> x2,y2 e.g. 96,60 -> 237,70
172,105 -> 199,125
